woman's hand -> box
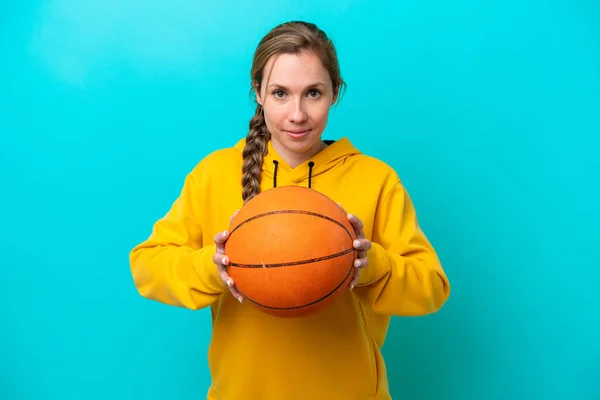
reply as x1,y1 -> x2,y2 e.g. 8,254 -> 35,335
338,204 -> 372,290
212,210 -> 244,303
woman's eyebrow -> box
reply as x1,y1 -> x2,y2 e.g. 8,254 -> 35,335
267,82 -> 327,90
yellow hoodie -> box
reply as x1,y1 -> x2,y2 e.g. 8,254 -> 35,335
130,137 -> 450,400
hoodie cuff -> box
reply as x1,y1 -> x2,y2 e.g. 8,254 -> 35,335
357,241 -> 386,286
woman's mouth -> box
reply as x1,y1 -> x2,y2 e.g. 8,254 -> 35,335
285,129 -> 311,139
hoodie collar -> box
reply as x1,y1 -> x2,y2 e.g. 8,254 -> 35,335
234,137 -> 361,188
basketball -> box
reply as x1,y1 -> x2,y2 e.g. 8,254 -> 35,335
224,186 -> 357,318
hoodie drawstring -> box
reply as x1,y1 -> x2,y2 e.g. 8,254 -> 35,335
272,160 -> 279,188
272,160 -> 315,189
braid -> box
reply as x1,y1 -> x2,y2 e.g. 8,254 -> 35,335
241,104 -> 269,203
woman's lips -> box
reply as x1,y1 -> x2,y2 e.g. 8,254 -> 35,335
285,129 -> 311,139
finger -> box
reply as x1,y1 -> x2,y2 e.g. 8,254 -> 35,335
350,269 -> 360,290
353,239 -> 372,252
213,254 -> 233,286
347,213 -> 365,239
354,257 -> 368,269
214,229 -> 228,245
229,286 -> 244,303
364,239 -> 372,252
349,255 -> 368,290
214,257 -> 244,303
352,240 -> 365,260
218,269 -> 233,288
214,230 -> 228,253
213,253 -> 230,268
223,277 -> 244,303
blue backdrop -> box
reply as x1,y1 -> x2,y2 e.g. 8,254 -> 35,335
1,1 -> 598,399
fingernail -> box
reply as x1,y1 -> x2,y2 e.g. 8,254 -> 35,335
238,297 -> 243,303
350,284 -> 355,290
354,240 -> 361,248
222,257 -> 227,265
227,279 -> 233,287
355,260 -> 361,268
222,230 -> 228,237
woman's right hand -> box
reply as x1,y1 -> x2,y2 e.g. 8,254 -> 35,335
213,210 -> 244,303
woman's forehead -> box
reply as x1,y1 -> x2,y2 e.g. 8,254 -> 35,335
263,52 -> 331,89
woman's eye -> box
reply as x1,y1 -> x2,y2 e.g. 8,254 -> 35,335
307,89 -> 321,97
273,90 -> 286,98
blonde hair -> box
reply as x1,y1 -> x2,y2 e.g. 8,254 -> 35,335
241,21 -> 346,202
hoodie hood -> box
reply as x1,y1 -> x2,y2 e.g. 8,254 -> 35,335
234,137 -> 361,189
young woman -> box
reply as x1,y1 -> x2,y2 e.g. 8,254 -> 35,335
130,20 -> 450,400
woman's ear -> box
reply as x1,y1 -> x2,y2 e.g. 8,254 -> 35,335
253,81 -> 263,106
331,86 -> 339,106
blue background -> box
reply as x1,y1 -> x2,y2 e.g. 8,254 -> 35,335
1,0 -> 599,399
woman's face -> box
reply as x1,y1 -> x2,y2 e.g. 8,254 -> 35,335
255,50 -> 337,168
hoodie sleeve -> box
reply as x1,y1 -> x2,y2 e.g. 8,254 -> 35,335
353,181 -> 450,316
129,168 -> 228,310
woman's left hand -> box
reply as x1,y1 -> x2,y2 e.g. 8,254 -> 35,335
338,204 -> 372,290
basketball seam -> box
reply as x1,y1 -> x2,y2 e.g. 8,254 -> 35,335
229,248 -> 354,268
235,262 -> 355,310
229,209 -> 353,240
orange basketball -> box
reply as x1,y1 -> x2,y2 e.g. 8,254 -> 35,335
225,186 -> 357,318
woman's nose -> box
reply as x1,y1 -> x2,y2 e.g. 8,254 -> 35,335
288,100 -> 308,124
